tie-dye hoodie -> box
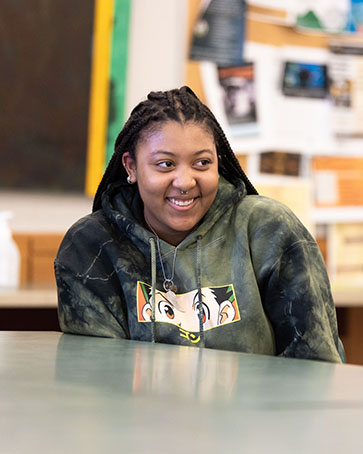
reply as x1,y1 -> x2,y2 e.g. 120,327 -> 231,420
55,177 -> 344,362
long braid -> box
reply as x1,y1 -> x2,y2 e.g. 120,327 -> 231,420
92,86 -> 257,212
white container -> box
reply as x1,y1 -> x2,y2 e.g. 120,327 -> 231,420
0,211 -> 20,290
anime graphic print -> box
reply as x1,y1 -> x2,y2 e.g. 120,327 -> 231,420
137,281 -> 240,333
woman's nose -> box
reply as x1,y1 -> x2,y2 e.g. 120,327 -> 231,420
172,168 -> 196,192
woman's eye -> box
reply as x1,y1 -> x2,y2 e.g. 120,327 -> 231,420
158,301 -> 175,319
157,161 -> 173,168
196,159 -> 211,167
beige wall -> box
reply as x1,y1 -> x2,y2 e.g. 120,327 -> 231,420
125,0 -> 188,116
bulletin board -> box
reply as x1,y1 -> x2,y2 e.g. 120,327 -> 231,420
186,0 -> 330,102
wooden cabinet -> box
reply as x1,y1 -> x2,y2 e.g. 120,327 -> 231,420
13,233 -> 63,285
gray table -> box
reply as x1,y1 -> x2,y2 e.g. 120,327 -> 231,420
1,331 -> 363,453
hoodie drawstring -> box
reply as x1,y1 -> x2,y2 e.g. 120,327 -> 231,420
196,235 -> 205,348
149,237 -> 156,343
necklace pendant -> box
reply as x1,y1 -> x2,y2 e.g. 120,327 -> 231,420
168,283 -> 178,293
163,279 -> 177,293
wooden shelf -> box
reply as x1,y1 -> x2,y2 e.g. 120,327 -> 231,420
0,286 -> 57,308
332,286 -> 363,307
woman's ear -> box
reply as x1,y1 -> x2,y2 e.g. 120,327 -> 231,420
122,152 -> 137,183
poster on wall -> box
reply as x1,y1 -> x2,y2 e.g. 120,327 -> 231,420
292,0 -> 350,33
199,60 -> 260,138
329,39 -> 363,138
190,0 -> 246,66
217,63 -> 258,136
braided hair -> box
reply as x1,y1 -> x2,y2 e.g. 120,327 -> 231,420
92,86 -> 257,212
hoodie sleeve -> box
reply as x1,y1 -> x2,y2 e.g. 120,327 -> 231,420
54,214 -> 130,339
55,262 -> 130,338
262,239 -> 344,362
249,197 -> 344,363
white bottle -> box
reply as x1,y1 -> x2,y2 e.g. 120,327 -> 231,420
0,211 -> 20,291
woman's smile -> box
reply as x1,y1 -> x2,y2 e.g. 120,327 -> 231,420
167,196 -> 198,209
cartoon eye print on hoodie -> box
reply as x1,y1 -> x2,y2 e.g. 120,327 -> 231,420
158,300 -> 175,320
192,295 -> 210,325
138,282 -> 240,331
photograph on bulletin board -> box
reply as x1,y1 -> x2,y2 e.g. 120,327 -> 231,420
281,61 -> 329,99
329,39 -> 363,137
259,151 -> 301,177
218,63 -> 257,126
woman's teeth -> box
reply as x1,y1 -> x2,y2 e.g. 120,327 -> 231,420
169,198 -> 194,207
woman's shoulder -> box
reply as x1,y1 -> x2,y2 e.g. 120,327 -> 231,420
56,210 -> 117,261
241,193 -> 289,209
239,194 -> 299,220
63,210 -> 112,240
238,194 -> 312,242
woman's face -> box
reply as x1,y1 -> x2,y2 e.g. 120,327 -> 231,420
123,121 -> 219,245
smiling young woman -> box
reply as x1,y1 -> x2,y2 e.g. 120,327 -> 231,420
55,86 -> 345,363
122,121 -> 219,246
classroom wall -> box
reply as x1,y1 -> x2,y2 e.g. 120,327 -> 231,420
125,0 -> 188,116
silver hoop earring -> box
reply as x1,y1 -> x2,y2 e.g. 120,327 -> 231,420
127,175 -> 132,184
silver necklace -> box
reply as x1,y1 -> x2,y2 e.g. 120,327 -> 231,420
147,224 -> 179,304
